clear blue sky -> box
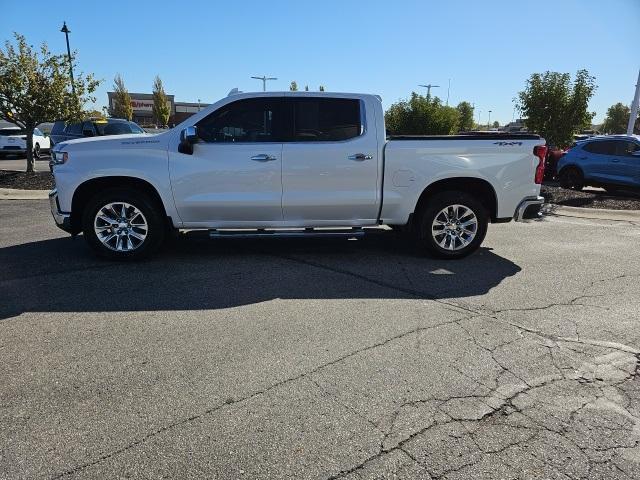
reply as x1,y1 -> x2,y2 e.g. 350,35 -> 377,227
2,0 -> 639,124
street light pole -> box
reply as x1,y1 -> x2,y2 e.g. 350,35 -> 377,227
446,78 -> 451,106
418,84 -> 440,100
627,68 -> 640,136
488,110 -> 492,129
60,22 -> 75,97
251,75 -> 277,92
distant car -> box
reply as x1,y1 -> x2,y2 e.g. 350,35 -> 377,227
0,126 -> 51,158
544,147 -> 566,179
50,118 -> 146,146
557,135 -> 640,191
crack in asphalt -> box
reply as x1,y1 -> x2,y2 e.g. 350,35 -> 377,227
49,314 -> 467,479
47,254 -> 640,479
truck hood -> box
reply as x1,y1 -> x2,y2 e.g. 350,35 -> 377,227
55,132 -> 167,151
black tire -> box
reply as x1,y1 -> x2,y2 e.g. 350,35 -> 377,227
82,188 -> 166,260
559,166 -> 584,190
416,191 -> 488,259
33,143 -> 41,159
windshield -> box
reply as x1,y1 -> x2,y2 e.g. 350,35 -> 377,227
129,122 -> 145,134
94,122 -> 145,135
0,128 -> 25,136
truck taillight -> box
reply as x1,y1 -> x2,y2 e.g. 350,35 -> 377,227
533,145 -> 547,184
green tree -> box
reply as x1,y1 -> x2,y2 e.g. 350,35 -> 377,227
289,81 -> 298,92
152,75 -> 170,127
492,120 -> 500,129
385,93 -> 460,135
456,101 -> 474,131
517,69 -> 596,148
0,33 -> 99,172
601,102 -> 634,134
85,109 -> 106,119
111,74 -> 132,120
319,85 -> 325,92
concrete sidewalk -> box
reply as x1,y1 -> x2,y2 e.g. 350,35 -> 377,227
545,203 -> 640,222
0,188 -> 49,200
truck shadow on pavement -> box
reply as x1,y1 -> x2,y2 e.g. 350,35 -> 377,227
0,231 -> 521,320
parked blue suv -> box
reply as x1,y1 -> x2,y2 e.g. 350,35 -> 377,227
557,135 -> 640,191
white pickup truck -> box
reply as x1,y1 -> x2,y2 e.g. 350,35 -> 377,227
49,91 -> 546,260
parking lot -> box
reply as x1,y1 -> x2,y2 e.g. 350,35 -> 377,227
1,200 -> 640,479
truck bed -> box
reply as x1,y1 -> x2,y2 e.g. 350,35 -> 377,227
387,133 -> 541,141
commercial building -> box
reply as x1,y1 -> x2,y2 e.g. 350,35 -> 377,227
107,92 -> 210,127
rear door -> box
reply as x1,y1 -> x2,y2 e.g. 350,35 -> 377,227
281,96 -> 379,225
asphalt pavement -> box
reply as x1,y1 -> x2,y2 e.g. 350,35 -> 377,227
1,200 -> 640,479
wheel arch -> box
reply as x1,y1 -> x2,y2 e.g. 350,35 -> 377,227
412,177 -> 498,224
70,176 -> 168,234
558,163 -> 584,176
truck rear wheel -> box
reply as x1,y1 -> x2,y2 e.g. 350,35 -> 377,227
416,191 -> 488,259
82,189 -> 165,260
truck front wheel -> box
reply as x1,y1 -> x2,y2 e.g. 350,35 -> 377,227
416,191 -> 488,259
82,189 -> 166,260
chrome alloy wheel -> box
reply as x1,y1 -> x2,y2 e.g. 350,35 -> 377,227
431,204 -> 478,251
94,202 -> 148,252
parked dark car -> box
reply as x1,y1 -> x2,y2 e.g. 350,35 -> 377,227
49,118 -> 145,147
556,135 -> 640,192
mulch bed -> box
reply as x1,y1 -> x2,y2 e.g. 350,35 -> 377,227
0,170 -> 54,190
541,183 -> 640,210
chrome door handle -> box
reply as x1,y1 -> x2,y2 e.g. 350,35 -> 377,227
348,153 -> 373,161
611,158 -> 620,163
251,154 -> 277,162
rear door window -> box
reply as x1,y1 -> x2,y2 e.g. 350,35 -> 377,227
620,141 -> 640,156
583,141 -> 617,155
51,121 -> 65,135
290,98 -> 362,142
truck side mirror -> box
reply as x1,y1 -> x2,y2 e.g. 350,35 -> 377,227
178,126 -> 198,155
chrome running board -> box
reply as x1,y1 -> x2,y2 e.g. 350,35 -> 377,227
209,228 -> 366,239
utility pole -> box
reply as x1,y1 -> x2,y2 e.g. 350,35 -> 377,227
446,78 -> 451,106
197,98 -> 201,111
60,22 -> 75,96
251,75 -> 277,92
418,84 -> 440,100
488,110 -> 492,129
627,68 -> 640,135
477,110 -> 482,126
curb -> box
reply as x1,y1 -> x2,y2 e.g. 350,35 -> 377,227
545,204 -> 640,222
0,188 -> 50,200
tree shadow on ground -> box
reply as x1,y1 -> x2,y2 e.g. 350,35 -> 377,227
1,231 -> 521,320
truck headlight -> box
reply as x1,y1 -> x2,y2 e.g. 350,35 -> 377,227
51,151 -> 69,165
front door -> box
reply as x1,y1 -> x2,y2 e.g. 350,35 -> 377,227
281,97 -> 380,225
169,97 -> 284,226
610,140 -> 640,187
